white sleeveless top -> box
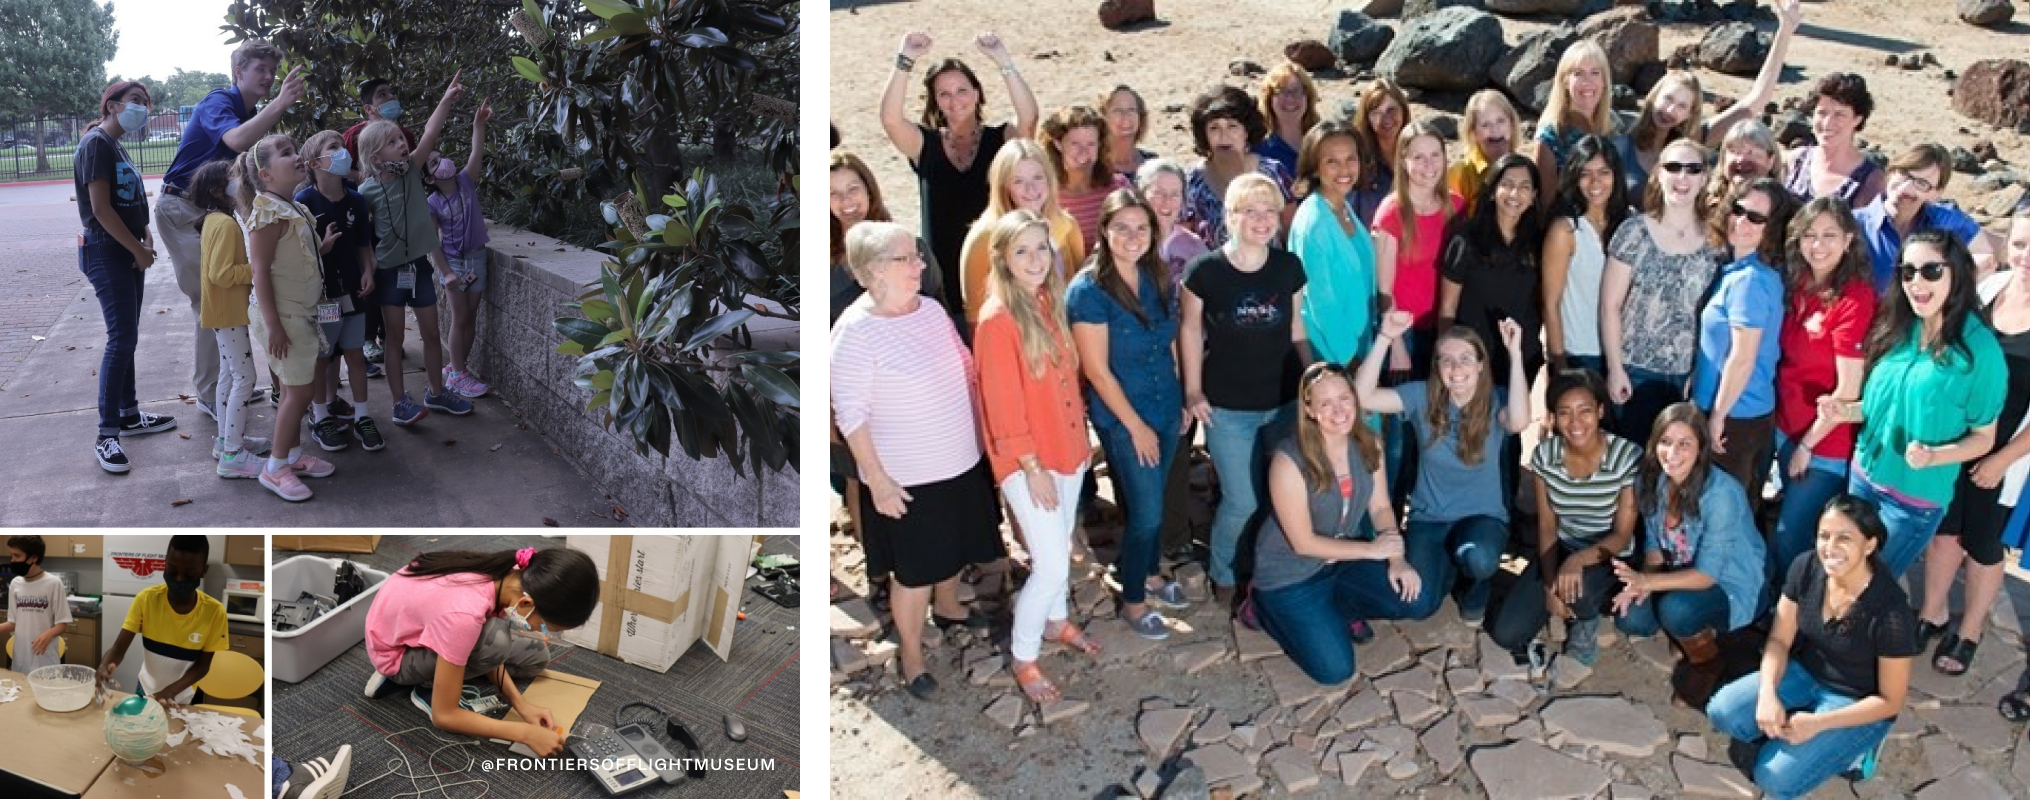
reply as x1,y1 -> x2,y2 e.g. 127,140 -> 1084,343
1559,216 -> 1605,358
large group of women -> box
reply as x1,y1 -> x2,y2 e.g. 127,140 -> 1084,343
831,3 -> 2030,794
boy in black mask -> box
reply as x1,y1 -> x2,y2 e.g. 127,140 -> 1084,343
98,536 -> 227,704
4,536 -> 74,673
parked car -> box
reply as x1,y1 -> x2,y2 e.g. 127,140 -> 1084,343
146,131 -> 178,143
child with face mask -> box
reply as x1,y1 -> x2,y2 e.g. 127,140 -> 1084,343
97,536 -> 227,705
192,159 -> 274,477
296,130 -> 385,453
358,71 -> 472,426
3,536 -> 74,675
362,547 -> 600,755
422,99 -> 494,399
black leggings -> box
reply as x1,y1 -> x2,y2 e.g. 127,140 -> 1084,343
1488,539 -> 1619,656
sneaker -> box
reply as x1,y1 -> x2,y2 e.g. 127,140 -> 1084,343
246,387 -> 267,405
425,390 -> 473,415
410,686 -> 434,720
363,671 -> 402,699
1525,640 -> 1552,682
449,370 -> 490,398
1563,617 -> 1601,667
365,361 -> 385,379
213,435 -> 272,459
365,341 -> 384,363
291,453 -> 337,478
118,411 -> 176,435
1145,580 -> 1190,610
352,415 -> 386,451
1460,603 -> 1486,629
277,744 -> 353,799
328,397 -> 355,419
1124,609 -> 1171,640
95,435 -> 130,473
216,449 -> 261,479
260,466 -> 313,501
1348,618 -> 1376,645
310,417 -> 350,451
391,393 -> 429,426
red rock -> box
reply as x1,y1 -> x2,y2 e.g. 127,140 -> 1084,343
1098,0 -> 1156,30
1953,59 -> 2030,131
1285,39 -> 1336,71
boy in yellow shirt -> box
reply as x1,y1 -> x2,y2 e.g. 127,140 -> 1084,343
97,536 -> 228,704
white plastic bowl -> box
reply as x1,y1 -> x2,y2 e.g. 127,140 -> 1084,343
27,664 -> 96,712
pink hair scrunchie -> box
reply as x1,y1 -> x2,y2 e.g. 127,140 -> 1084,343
515,547 -> 537,570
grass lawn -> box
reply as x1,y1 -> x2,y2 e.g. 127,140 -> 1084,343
0,140 -> 182,183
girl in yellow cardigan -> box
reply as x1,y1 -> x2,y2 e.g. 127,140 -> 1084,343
192,160 -> 270,477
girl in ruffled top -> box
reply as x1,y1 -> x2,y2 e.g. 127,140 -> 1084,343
235,133 -> 338,501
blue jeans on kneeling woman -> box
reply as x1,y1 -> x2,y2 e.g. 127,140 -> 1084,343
1708,666 -> 1893,799
1253,559 -> 1437,685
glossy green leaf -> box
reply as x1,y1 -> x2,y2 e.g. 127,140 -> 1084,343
512,56 -> 544,84
608,12 -> 650,37
740,363 -> 799,408
554,318 -> 611,350
674,27 -> 728,49
661,218 -> 692,246
581,0 -> 633,20
683,309 -> 755,350
578,27 -> 622,45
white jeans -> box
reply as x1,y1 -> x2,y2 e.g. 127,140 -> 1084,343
1003,465 -> 1088,662
213,326 -> 255,453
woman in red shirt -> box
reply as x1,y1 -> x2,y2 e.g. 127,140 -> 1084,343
1771,197 -> 1877,574
974,210 -> 1099,704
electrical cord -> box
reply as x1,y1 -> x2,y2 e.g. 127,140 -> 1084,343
613,701 -> 706,778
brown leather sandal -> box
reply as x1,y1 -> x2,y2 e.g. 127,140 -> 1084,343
1012,661 -> 1061,704
1047,621 -> 1103,657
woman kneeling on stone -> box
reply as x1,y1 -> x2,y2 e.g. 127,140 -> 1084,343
1251,363 -> 1424,685
1707,494 -> 1917,797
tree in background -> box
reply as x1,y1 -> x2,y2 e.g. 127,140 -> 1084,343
0,0 -> 118,171
159,68 -> 233,111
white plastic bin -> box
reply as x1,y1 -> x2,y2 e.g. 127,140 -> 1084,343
269,555 -> 391,683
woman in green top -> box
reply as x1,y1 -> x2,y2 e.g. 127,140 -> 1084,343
1828,231 -> 2005,578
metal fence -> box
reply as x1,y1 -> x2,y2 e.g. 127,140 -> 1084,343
1,113 -> 185,183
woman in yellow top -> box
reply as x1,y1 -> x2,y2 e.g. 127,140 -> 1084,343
233,132 -> 338,501
959,139 -> 1084,328
191,160 -> 272,478
1446,90 -> 1522,210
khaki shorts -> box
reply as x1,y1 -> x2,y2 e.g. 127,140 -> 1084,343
249,309 -> 323,387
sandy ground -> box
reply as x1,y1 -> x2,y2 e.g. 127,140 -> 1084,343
829,1 -> 2030,797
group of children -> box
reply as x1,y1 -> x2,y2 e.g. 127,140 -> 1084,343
195,72 -> 495,502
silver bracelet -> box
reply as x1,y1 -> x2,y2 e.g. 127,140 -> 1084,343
895,53 -> 916,72
999,64 -> 1019,77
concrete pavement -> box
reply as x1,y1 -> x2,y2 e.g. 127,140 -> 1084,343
0,182 -> 630,526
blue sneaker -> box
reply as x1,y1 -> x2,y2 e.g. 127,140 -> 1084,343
1146,580 -> 1190,610
425,390 -> 473,415
391,392 -> 429,426
1124,609 -> 1171,640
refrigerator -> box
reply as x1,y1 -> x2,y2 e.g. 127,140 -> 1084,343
100,535 -> 227,693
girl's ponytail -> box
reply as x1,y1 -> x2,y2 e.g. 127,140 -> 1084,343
230,146 -> 261,219
401,547 -> 601,630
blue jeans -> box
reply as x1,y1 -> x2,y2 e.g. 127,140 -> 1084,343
1709,666 -> 1893,800
1097,419 -> 1180,605
1771,433 -> 1850,579
1613,366 -> 1687,445
79,230 -> 144,436
1253,559 -> 1431,685
1616,581 -> 1731,637
1404,516 -> 1508,619
1847,473 -> 1945,579
1205,404 -> 1292,588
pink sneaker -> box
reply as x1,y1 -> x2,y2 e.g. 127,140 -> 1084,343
291,454 -> 336,478
260,466 -> 313,501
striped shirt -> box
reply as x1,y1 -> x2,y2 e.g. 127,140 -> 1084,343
831,296 -> 983,487
1529,433 -> 1641,554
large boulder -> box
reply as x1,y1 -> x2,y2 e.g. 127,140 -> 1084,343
1329,10 -> 1397,66
1097,0 -> 1156,30
1286,39 -> 1337,71
1697,21 -> 1769,76
1378,7 -> 1509,92
1358,0 -> 1408,17
1958,0 -> 2015,27
1404,0 -> 1484,17
1953,59 -> 2030,132
1491,24 -> 1580,113
1487,0 -> 1586,14
1577,6 -> 1659,86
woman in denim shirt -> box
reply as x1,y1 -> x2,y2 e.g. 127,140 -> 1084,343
1613,402 -> 1771,708
1069,190 -> 1189,639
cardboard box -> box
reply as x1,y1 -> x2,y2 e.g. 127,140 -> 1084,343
504,669 -> 602,756
560,535 -> 759,672
223,535 -> 265,566
46,535 -> 102,559
271,535 -> 382,554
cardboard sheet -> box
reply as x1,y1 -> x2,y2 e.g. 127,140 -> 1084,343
271,535 -> 382,554
503,669 -> 602,756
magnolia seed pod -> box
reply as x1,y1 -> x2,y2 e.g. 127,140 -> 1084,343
615,192 -> 649,239
558,167 -> 584,181
509,10 -> 553,48
749,93 -> 796,123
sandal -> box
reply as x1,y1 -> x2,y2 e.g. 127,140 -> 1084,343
1046,621 -> 1103,658
1933,634 -> 1978,676
1915,616 -> 1950,648
1012,661 -> 1061,704
1999,683 -> 2030,722
932,607 -> 990,631
903,670 -> 938,701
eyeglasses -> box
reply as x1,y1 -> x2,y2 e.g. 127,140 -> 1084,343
1659,161 -> 1707,176
1437,356 -> 1480,370
1275,85 -> 1308,99
1729,202 -> 1769,226
1898,261 -> 1948,283
1891,170 -> 1937,194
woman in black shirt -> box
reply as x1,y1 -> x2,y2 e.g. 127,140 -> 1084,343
1439,153 -> 1545,381
1707,494 -> 1919,797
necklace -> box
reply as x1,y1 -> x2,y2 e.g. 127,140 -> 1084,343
944,126 -> 981,172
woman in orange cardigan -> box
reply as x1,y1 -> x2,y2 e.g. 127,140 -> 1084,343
974,209 -> 1101,704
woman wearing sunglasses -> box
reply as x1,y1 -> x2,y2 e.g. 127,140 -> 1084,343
1692,179 -> 1799,515
1822,232 -> 2006,579
1601,139 -> 1724,444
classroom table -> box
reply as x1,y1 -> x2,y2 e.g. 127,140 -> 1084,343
0,667 -> 119,796
83,707 -> 266,800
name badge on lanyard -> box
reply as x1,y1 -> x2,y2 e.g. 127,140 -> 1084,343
316,302 -> 342,324
397,265 -> 416,291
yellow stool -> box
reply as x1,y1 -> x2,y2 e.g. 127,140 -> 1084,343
193,650 -> 265,718
4,634 -> 67,662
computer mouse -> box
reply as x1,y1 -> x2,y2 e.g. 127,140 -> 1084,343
723,712 -> 747,742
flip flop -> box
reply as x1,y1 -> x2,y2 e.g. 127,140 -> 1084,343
1047,621 -> 1103,658
1012,661 -> 1061,704
1934,634 -> 1978,676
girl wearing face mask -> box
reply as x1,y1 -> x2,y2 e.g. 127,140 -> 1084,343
1691,179 -> 1799,514
193,160 -> 273,477
959,139 -> 1083,327
1040,104 -> 1125,251
295,130 -> 384,454
1784,73 -> 1885,208
76,80 -> 175,473
1446,90 -> 1521,210
363,547 -> 600,756
423,99 -> 496,401
1829,232 -> 2005,579
1542,135 -> 1630,375
1601,138 -> 1724,445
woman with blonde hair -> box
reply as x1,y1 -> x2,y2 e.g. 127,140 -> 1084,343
1446,89 -> 1522,210
1601,138 -> 1723,443
1351,79 -> 1412,224
1530,40 -> 1616,210
1373,121 -> 1465,378
1100,85 -> 1157,178
1040,103 -> 1126,249
975,210 -> 1097,703
959,139 -> 1085,325
1257,62 -> 1321,173
1715,119 -> 1786,197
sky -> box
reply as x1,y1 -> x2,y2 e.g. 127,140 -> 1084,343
104,0 -> 240,82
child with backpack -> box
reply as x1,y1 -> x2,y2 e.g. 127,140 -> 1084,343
296,129 -> 386,452
424,99 -> 494,399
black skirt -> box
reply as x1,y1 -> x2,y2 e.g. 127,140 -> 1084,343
859,458 -> 1006,587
